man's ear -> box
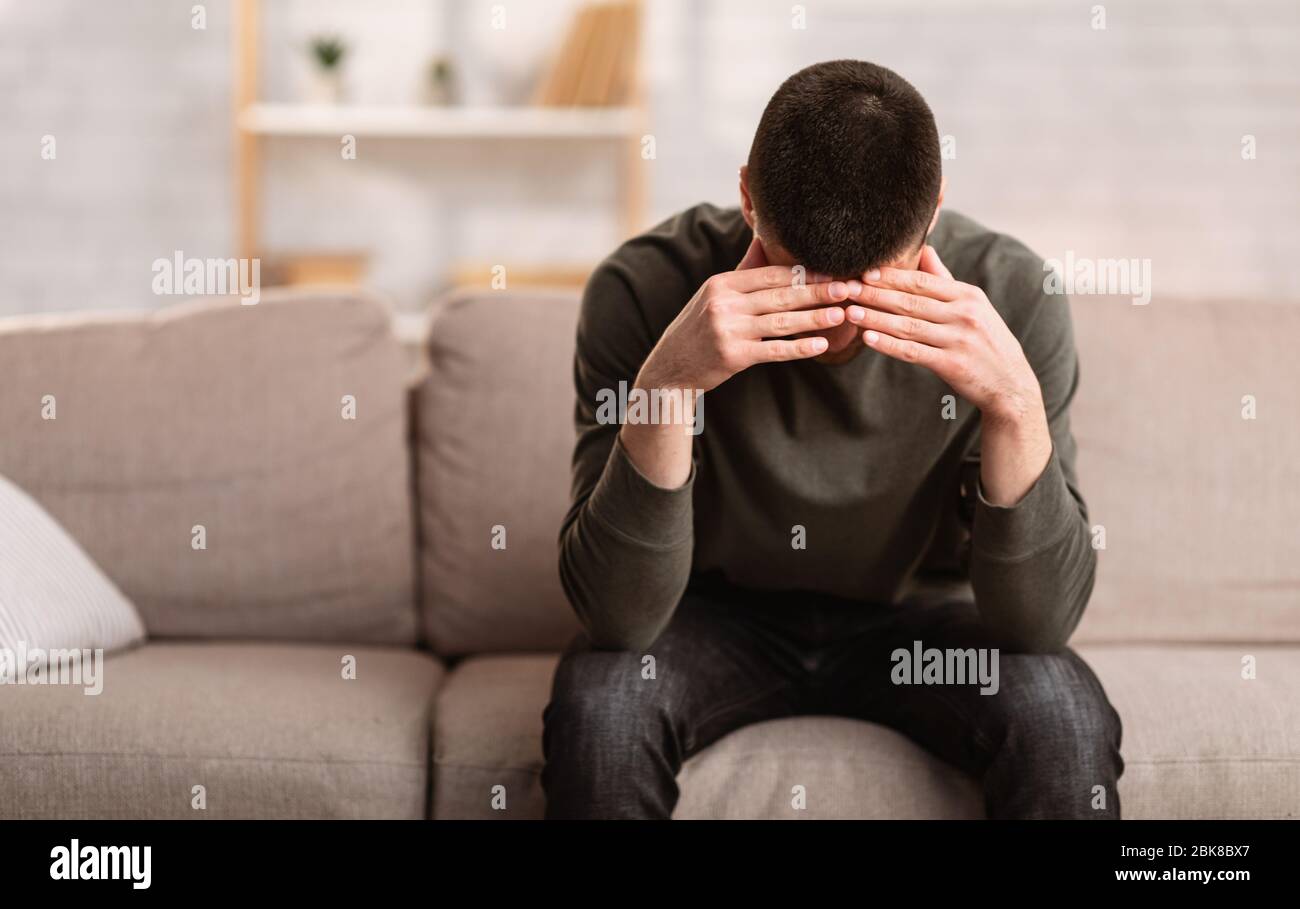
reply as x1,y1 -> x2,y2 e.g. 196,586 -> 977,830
926,175 -> 947,236
739,165 -> 757,230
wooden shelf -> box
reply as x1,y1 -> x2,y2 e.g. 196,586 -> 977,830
448,261 -> 592,289
232,0 -> 647,265
240,103 -> 641,139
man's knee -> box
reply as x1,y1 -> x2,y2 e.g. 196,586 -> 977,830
973,651 -> 1123,818
544,635 -> 681,746
991,651 -> 1123,757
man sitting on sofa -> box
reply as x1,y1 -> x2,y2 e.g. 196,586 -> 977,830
543,59 -> 1123,819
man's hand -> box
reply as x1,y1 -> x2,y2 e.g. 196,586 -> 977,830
635,237 -> 853,393
845,245 -> 1053,506
621,237 -> 852,489
845,245 -> 1039,422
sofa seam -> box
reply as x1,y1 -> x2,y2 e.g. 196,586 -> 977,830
1120,756 -> 1300,765
434,760 -> 541,774
0,752 -> 424,768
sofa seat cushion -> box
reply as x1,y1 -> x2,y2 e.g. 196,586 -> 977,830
0,641 -> 443,819
1083,645 -> 1300,819
433,653 -> 558,818
432,645 -> 1300,819
675,717 -> 982,818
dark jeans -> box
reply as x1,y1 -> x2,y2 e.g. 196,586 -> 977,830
541,587 -> 1124,819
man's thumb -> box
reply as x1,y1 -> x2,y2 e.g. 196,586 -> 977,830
737,235 -> 768,270
919,244 -> 952,279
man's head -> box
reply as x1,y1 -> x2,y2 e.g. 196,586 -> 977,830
741,60 -> 944,279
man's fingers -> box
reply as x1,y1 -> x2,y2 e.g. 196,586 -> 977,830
862,328 -> 943,368
863,264 -> 960,301
845,304 -> 956,347
919,244 -> 952,280
743,336 -> 829,364
743,278 -> 855,313
736,235 -> 768,270
751,305 -> 846,338
848,283 -> 953,322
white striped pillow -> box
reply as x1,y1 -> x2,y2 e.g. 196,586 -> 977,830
0,472 -> 145,653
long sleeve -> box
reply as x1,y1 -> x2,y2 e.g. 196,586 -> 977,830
968,290 -> 1097,653
557,263 -> 696,651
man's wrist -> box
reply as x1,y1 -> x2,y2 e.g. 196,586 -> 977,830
980,384 -> 1045,434
634,358 -> 697,395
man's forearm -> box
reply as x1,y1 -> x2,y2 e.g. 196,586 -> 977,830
558,430 -> 696,651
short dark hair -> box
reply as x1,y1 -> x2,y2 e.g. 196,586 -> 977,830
746,60 -> 942,278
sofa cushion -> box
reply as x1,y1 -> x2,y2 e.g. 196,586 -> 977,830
674,717 -> 984,819
0,290 -> 419,644
1069,297 -> 1300,644
1082,644 -> 1300,819
415,291 -> 582,655
431,644 -> 1300,819
432,652 -> 557,818
0,641 -> 443,819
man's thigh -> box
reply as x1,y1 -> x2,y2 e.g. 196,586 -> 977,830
814,600 -> 1121,780
547,590 -> 810,759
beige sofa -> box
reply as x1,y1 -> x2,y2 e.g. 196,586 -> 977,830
1,289 -> 1297,819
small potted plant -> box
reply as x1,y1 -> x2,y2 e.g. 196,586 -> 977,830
307,35 -> 347,104
423,55 -> 458,106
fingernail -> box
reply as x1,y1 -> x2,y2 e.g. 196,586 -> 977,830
811,337 -> 828,352
847,305 -> 865,321
847,280 -> 863,295
865,269 -> 880,282
827,307 -> 844,323
829,281 -> 847,296
865,330 -> 880,345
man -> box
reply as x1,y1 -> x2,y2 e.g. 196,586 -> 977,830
543,60 -> 1123,819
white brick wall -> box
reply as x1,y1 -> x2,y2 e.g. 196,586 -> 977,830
2,0 -> 1297,315
645,0 -> 1300,303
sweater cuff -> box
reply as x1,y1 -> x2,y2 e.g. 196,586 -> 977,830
972,448 -> 1078,561
586,435 -> 695,547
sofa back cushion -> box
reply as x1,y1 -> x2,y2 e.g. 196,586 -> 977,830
0,290 -> 418,644
1070,296 -> 1300,643
414,291 -> 582,655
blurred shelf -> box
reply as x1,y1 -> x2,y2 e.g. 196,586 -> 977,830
261,251 -> 368,287
240,103 -> 641,139
448,262 -> 592,289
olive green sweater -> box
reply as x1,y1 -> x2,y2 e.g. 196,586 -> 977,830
559,205 -> 1095,653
